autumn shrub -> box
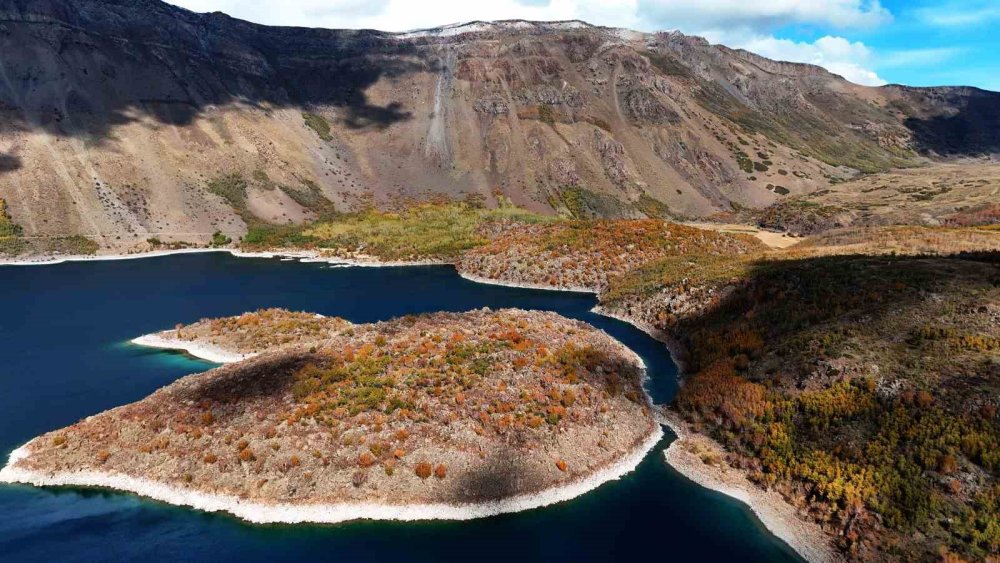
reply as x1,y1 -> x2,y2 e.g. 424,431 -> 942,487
358,452 -> 375,467
414,462 -> 432,479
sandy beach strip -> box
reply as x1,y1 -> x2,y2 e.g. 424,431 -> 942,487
130,333 -> 254,364
456,271 -> 599,294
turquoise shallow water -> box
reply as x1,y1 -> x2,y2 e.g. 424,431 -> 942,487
0,253 -> 800,562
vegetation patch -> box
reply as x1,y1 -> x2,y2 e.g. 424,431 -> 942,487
302,112 -> 333,141
207,173 -> 256,225
461,220 -> 764,292
634,194 -> 674,219
211,231 -> 232,247
607,250 -> 1000,560
280,179 -> 338,220
0,198 -> 25,255
243,202 -> 549,261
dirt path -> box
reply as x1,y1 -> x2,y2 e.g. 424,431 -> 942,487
684,221 -> 801,249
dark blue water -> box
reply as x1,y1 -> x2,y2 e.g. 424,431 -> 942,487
0,253 -> 799,562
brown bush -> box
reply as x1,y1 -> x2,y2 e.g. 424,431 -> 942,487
239,448 -> 256,462
415,462 -> 433,479
204,453 -> 218,464
434,464 -> 447,479
946,479 -> 962,495
201,412 -> 214,425
555,459 -> 568,472
358,452 -> 375,467
915,390 -> 934,409
97,450 -> 110,464
938,454 -> 958,474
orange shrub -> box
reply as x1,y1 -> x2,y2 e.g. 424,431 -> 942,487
434,464 -> 447,479
415,462 -> 433,479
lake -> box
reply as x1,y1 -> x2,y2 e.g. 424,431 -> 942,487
0,253 -> 800,562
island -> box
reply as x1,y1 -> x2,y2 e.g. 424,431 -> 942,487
1,308 -> 661,524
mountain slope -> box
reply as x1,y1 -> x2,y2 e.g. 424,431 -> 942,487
0,0 -> 997,251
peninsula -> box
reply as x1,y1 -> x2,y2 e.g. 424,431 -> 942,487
1,309 -> 660,523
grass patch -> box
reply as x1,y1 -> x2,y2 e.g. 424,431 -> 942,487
558,187 -> 587,218
36,235 -> 100,255
635,194 -> 674,219
211,231 -> 232,247
280,179 -> 338,220
538,104 -> 555,125
243,202 -> 549,260
605,252 -> 759,302
0,198 -> 24,255
207,173 -> 251,218
303,112 -> 332,141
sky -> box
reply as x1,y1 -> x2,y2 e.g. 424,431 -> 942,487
163,0 -> 999,91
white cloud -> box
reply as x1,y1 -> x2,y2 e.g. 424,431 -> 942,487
877,47 -> 964,69
915,1 -> 1000,27
708,32 -> 887,86
636,0 -> 890,32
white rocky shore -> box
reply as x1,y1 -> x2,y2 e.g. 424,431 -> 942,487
0,425 -> 663,525
659,411 -> 842,563
456,271 -> 598,294
0,247 -> 447,268
130,333 -> 254,364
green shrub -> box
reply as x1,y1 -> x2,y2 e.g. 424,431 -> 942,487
303,112 -> 332,141
211,231 -> 232,247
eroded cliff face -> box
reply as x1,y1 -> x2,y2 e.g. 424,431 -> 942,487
0,0 -> 997,249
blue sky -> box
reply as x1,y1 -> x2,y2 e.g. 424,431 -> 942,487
763,0 -> 1000,90
166,0 -> 999,91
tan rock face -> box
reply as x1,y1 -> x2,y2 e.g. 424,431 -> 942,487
12,309 -> 656,506
3,2 -> 996,250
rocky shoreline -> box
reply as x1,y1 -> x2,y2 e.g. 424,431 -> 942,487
0,426 -> 664,525
658,412 -> 841,562
131,333 -> 255,364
